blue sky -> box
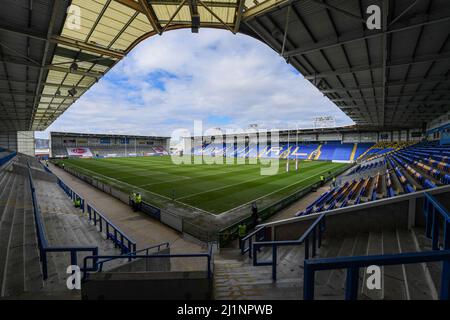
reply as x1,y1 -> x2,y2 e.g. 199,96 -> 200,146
35,28 -> 353,139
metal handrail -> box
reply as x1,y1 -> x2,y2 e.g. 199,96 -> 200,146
251,210 -> 327,280
96,242 -> 170,271
57,178 -> 85,212
82,252 -> 213,280
240,226 -> 265,257
87,204 -> 137,254
423,192 -> 450,251
303,249 -> 450,300
26,162 -> 99,280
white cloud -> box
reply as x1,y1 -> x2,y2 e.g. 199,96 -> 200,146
37,29 -> 353,139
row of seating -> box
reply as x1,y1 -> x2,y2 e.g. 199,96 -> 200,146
52,145 -> 168,158
194,142 -> 373,161
296,142 -> 449,217
347,158 -> 386,175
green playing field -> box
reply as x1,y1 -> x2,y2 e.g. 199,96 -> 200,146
56,156 -> 346,214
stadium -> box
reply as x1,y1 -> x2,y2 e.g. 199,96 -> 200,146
0,0 -> 449,302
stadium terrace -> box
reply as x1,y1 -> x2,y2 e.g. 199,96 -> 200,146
0,0 -> 450,303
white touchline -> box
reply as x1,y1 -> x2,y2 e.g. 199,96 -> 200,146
178,163 -> 338,203
64,160 -> 342,216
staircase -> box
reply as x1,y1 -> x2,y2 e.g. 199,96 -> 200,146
34,179 -> 124,292
214,227 -> 441,300
311,145 -> 322,160
349,143 -> 358,162
0,170 -> 44,298
0,163 -> 124,299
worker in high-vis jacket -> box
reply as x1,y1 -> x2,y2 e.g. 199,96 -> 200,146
238,223 -> 247,244
130,192 -> 137,211
320,175 -> 325,186
74,197 -> 81,208
135,193 -> 142,211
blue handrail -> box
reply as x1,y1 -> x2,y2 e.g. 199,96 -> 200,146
0,151 -> 16,167
87,204 -> 137,254
26,162 -> 99,280
82,244 -> 214,280
57,178 -> 85,213
240,226 -> 266,257
423,193 -> 450,250
96,242 -> 169,271
303,249 -> 450,300
250,210 -> 327,280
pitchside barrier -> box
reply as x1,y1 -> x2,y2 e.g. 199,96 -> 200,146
56,163 -> 185,233
55,161 -> 353,246
218,163 -> 353,247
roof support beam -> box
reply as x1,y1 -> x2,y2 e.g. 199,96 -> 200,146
0,55 -> 102,78
0,89 -> 76,100
321,75 -> 450,93
308,0 -> 366,24
331,91 -> 450,102
389,0 -> 423,27
188,0 -> 200,33
337,100 -> 450,108
51,35 -> 125,59
138,0 -> 162,34
161,0 -> 188,34
198,0 -> 234,33
234,0 -> 246,33
303,51 -> 450,79
30,0 -> 62,129
115,0 -> 237,10
0,22 -> 125,59
114,0 -> 144,12
283,15 -> 450,58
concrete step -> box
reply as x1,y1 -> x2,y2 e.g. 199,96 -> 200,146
22,182 -> 43,294
0,175 -> 19,297
360,231 -> 383,299
2,176 -> 26,296
214,227 -> 440,300
412,227 -> 442,295
396,229 -> 437,300
381,229 -> 407,300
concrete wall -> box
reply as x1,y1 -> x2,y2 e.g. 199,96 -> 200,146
261,186 -> 450,242
107,248 -> 171,272
0,131 -> 18,151
82,271 -> 212,300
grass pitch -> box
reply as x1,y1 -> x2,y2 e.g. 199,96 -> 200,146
57,156 -> 346,214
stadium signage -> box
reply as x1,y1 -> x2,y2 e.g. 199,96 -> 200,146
171,121 -> 280,175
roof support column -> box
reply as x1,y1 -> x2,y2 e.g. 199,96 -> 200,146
30,0 -> 63,129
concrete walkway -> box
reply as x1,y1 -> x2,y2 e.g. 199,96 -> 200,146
47,163 -> 204,271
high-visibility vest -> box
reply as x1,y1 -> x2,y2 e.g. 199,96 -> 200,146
136,194 -> 142,204
320,175 -> 324,181
238,224 -> 247,237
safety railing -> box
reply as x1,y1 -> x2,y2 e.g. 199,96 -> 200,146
82,243 -> 215,280
251,211 -> 327,280
303,250 -> 450,300
240,226 -> 266,257
96,242 -> 169,271
57,178 -> 85,213
87,204 -> 137,254
26,162 -> 99,280
423,192 -> 450,250
0,151 -> 16,167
